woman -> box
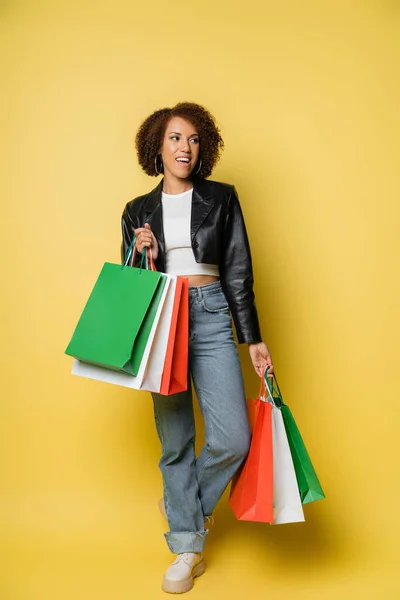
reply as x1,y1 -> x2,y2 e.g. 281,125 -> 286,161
121,102 -> 274,594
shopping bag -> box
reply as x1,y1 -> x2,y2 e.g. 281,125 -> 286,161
159,276 -> 189,395
72,273 -> 177,392
265,370 -> 325,505
246,373 -> 275,432
270,400 -> 305,524
65,242 -> 164,375
229,386 -> 274,523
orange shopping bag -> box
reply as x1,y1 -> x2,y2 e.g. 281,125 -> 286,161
229,378 -> 274,522
159,277 -> 189,395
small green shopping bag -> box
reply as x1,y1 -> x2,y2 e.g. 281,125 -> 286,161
264,369 -> 326,505
65,238 -> 165,375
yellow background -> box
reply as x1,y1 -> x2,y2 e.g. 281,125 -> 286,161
1,1 -> 399,598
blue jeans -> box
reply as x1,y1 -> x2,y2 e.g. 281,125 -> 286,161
151,280 -> 251,554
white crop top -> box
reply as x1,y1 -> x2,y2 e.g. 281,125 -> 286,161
162,188 -> 220,277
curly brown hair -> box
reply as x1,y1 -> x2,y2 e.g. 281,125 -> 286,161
135,102 -> 224,178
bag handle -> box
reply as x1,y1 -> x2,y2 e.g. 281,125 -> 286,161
123,234 -> 136,266
263,366 -> 285,408
258,373 -> 267,401
257,370 -> 275,404
146,247 -> 157,271
122,235 -> 157,272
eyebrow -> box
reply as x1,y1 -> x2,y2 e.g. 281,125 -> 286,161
169,131 -> 199,137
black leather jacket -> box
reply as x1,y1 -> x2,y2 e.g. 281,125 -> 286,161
121,176 -> 262,344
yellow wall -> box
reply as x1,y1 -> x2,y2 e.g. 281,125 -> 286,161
1,1 -> 399,598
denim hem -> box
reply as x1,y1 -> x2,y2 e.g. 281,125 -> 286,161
164,529 -> 209,554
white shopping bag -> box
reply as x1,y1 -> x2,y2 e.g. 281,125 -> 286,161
72,275 -> 177,392
142,275 -> 177,391
271,404 -> 305,525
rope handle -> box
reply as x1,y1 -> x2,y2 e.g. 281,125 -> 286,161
147,247 -> 157,271
122,235 -> 157,272
123,234 -> 136,267
258,367 -> 276,405
263,367 -> 285,408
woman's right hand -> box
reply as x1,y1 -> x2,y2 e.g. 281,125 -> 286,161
134,223 -> 159,260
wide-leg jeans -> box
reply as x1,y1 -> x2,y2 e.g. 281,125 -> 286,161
151,281 -> 251,554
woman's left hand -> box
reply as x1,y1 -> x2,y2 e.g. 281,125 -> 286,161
248,342 -> 274,379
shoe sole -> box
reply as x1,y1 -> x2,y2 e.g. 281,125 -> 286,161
161,559 -> 206,594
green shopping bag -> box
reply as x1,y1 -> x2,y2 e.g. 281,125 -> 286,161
264,369 -> 326,505
65,238 -> 166,375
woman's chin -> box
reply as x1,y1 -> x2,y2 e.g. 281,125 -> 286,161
167,168 -> 194,180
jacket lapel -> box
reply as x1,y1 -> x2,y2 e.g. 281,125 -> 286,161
190,176 -> 215,241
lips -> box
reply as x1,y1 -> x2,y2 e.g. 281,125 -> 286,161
175,157 -> 191,166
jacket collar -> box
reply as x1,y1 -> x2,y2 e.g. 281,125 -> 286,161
144,176 -> 215,243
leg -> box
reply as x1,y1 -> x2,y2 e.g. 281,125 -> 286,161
151,382 -> 207,554
189,282 -> 251,518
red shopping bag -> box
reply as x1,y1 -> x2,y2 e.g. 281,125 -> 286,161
247,374 -> 276,432
229,380 -> 274,522
247,392 -> 261,433
159,277 -> 189,395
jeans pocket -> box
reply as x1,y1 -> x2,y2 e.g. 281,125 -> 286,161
201,291 -> 230,313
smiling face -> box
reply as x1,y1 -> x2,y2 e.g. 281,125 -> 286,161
159,116 -> 200,182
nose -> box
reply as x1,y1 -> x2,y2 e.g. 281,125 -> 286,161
180,139 -> 191,153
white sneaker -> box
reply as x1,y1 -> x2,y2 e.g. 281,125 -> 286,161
162,552 -> 205,594
158,498 -> 214,527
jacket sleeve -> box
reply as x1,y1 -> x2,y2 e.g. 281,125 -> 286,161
120,204 -> 142,266
219,186 -> 262,344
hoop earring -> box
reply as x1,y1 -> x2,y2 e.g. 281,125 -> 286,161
155,154 -> 163,175
195,158 -> 202,175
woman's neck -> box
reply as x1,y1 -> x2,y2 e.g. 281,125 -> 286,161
162,174 -> 193,195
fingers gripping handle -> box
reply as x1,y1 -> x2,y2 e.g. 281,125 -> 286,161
122,235 -> 157,272
260,366 -> 285,407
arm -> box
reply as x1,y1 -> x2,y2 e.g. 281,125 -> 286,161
220,186 -> 274,377
220,185 -> 262,344
121,204 -> 159,267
